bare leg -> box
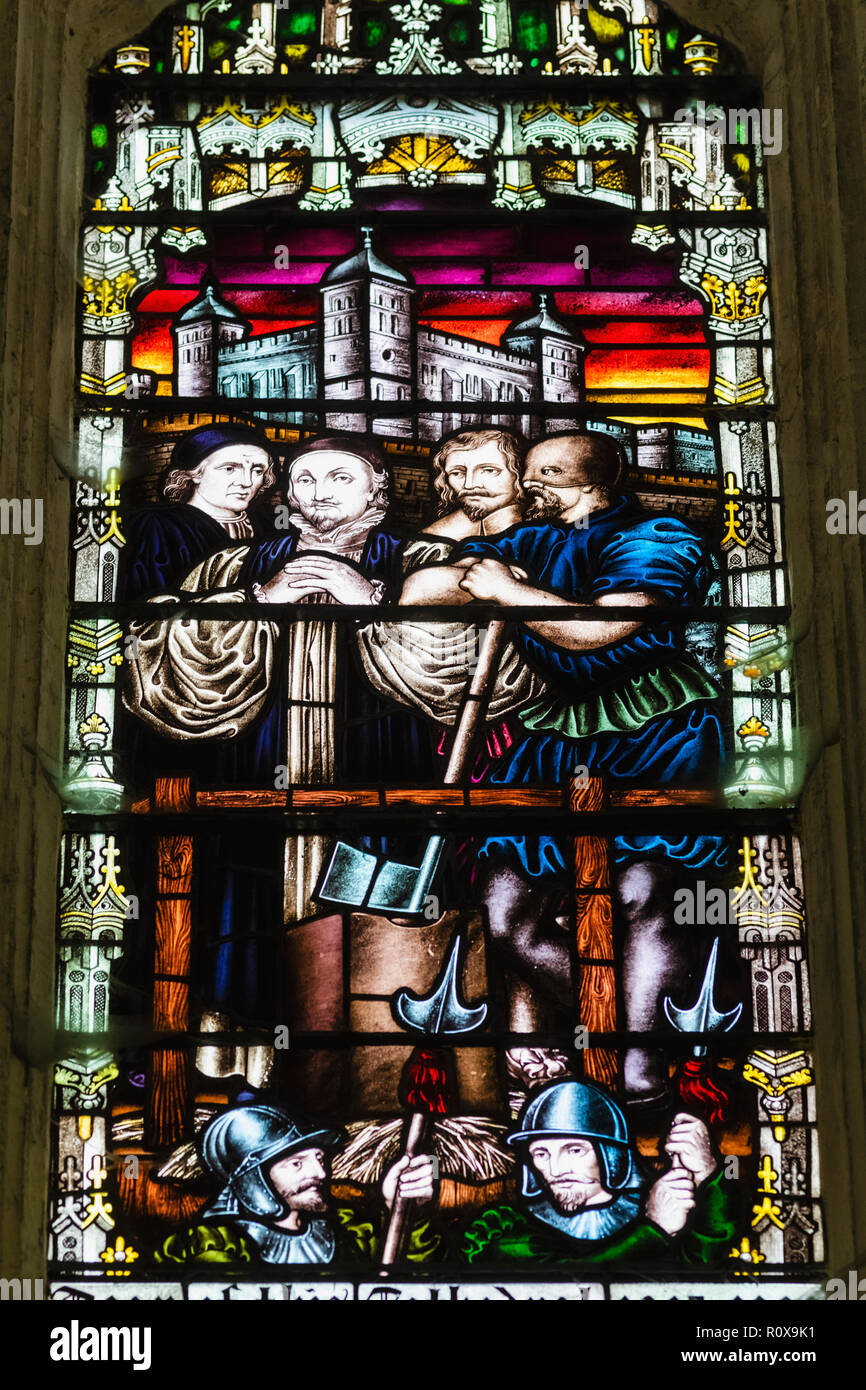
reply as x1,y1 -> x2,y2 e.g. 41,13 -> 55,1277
477,860 -> 574,1030
616,860 -> 690,1106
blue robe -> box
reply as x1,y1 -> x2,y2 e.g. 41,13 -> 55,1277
456,493 -> 727,874
120,502 -> 274,602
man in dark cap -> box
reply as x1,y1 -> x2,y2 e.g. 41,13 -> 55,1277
400,432 -> 728,1105
157,1104 -> 437,1266
119,422 -> 282,601
461,1080 -> 738,1265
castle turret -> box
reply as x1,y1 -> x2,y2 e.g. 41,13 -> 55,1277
320,227 -> 414,435
172,279 -> 250,397
504,293 -> 585,433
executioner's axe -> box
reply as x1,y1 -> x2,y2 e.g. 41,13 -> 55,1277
663,937 -> 742,1124
379,932 -> 488,1272
316,619 -> 507,917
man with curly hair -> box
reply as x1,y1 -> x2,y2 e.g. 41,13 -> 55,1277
422,426 -> 526,544
120,422 -> 281,601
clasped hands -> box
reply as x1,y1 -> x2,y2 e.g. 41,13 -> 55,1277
254,554 -> 379,606
456,557 -> 532,604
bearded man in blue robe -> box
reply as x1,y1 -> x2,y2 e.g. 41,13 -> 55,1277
401,432 -> 728,1106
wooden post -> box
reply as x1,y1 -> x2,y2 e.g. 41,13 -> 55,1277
146,776 -> 193,1148
571,774 -> 618,1087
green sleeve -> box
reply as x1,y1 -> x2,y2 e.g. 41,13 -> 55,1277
155,1222 -> 253,1265
462,1178 -> 741,1268
681,1171 -> 742,1266
568,1172 -> 742,1266
462,1205 -> 671,1266
462,1206 -> 543,1265
336,1206 -> 442,1263
571,1222 -> 670,1264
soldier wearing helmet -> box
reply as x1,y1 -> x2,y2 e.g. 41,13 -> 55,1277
462,1081 -> 740,1265
157,1104 -> 436,1266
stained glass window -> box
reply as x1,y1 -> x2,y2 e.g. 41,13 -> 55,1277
52,0 -> 824,1302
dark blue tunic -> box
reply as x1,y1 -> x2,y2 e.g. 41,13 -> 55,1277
456,494 -> 726,873
120,503 -> 275,602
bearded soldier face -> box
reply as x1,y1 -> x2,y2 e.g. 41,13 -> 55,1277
267,1147 -> 330,1214
527,1137 -> 610,1214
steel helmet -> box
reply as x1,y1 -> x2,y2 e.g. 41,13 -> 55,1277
201,1104 -> 345,1220
507,1080 -> 634,1197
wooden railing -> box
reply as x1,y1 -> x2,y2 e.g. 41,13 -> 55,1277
142,775 -> 718,1142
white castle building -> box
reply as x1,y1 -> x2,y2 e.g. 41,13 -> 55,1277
171,229 -> 585,440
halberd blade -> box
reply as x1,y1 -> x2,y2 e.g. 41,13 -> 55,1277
663,938 -> 742,1054
393,933 -> 487,1036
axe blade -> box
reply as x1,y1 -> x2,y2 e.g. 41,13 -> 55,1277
316,841 -> 378,907
317,839 -> 444,918
367,859 -> 429,915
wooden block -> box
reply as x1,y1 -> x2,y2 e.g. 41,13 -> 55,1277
292,788 -> 380,807
280,1049 -> 346,1120
574,836 -> 609,891
612,788 -> 719,807
152,979 -> 189,1033
348,999 -> 396,1033
147,1049 -> 190,1148
468,788 -> 562,807
156,836 -> 192,895
348,909 -> 487,999
570,775 -> 606,813
583,1048 -> 618,1088
347,1043 -> 501,1115
455,1047 -> 502,1113
384,788 -> 463,806
575,894 -> 614,960
154,777 -> 192,813
198,789 -> 286,808
283,915 -> 345,1031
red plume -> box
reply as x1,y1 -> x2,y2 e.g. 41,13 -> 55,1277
402,1047 -> 450,1116
676,1058 -> 731,1125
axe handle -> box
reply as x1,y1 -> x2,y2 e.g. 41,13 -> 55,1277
379,1111 -> 430,1271
442,619 -> 508,784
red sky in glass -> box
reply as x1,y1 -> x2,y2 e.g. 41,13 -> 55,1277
130,225 -> 711,396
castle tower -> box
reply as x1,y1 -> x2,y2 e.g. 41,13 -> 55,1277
172,278 -> 250,397
319,227 -> 415,435
635,424 -> 670,470
503,293 -> 585,435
